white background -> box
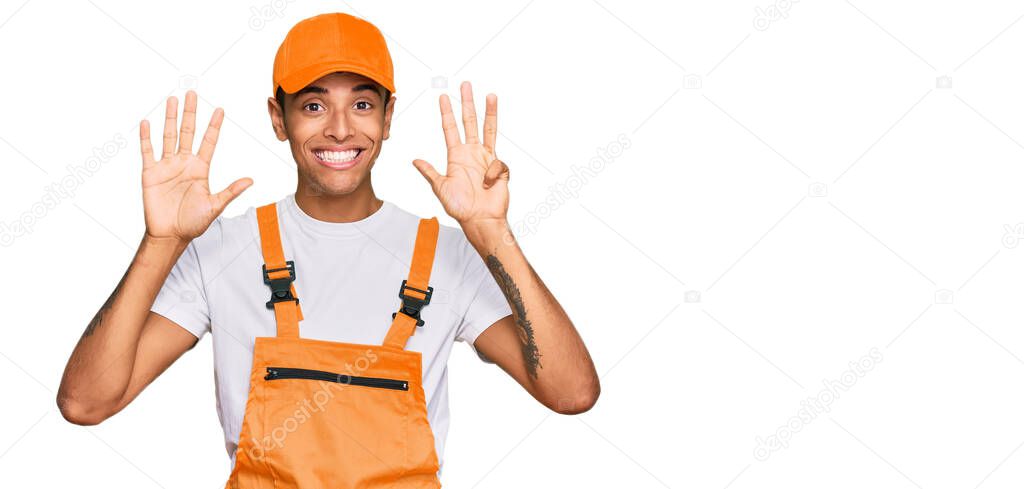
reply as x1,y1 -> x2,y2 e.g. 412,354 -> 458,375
2,0 -> 1024,487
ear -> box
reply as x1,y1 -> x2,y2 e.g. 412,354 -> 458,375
382,95 -> 397,141
267,96 -> 288,141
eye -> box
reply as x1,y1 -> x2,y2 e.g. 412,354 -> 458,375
354,101 -> 373,111
303,102 -> 324,112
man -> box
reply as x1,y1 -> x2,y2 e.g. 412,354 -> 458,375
57,12 -> 598,486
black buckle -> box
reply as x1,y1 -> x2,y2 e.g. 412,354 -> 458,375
391,280 -> 433,327
263,261 -> 299,309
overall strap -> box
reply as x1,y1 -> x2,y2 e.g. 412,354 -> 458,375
382,217 -> 440,350
256,203 -> 303,339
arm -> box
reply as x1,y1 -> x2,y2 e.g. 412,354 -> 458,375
56,238 -> 197,425
466,222 -> 599,414
57,91 -> 251,425
413,82 -> 600,414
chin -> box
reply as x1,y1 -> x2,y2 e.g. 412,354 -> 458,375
306,171 -> 364,197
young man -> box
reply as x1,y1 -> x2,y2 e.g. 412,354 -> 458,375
57,12 -> 598,486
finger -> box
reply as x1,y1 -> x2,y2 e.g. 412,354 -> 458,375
460,81 -> 480,144
412,159 -> 443,188
161,96 -> 178,159
439,94 -> 461,149
212,177 -> 253,215
483,93 -> 498,154
140,120 -> 155,166
197,108 -> 225,164
483,158 -> 510,189
178,90 -> 198,154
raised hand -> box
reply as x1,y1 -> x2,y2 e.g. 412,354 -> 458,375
140,90 -> 252,242
413,81 -> 509,225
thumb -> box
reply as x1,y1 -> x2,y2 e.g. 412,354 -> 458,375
412,159 -> 442,188
212,177 -> 253,215
483,158 -> 509,189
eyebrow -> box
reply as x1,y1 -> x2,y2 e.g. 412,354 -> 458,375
294,85 -> 327,97
294,83 -> 382,98
352,83 -> 381,96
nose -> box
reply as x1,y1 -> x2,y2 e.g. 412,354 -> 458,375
324,108 -> 354,140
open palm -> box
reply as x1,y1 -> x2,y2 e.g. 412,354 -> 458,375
413,82 -> 509,224
140,91 -> 252,241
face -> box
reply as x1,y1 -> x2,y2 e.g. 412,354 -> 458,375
268,72 -> 395,197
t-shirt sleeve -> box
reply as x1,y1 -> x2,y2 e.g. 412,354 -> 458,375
150,238 -> 212,340
452,234 -> 513,363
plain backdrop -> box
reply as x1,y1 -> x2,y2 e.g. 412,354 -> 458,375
3,0 -> 1024,487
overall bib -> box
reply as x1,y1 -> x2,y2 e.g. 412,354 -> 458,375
225,202 -> 443,488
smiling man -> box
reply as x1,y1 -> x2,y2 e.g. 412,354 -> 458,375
57,12 -> 598,487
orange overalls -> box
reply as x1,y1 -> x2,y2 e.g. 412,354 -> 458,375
225,202 -> 442,488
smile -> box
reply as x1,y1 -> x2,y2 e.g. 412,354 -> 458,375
313,148 -> 364,170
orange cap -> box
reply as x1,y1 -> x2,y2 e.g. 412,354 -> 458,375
273,13 -> 395,96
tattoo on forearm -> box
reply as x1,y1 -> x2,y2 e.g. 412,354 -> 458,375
485,254 -> 542,378
82,270 -> 128,339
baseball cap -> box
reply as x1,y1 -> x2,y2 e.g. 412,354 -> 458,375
273,13 -> 395,97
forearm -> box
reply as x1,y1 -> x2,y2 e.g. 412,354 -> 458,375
57,234 -> 187,418
463,219 -> 599,410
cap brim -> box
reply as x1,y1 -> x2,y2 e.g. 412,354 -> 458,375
278,61 -> 395,95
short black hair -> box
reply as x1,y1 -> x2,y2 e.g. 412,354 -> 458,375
275,81 -> 391,118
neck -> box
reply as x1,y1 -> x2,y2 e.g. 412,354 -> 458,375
293,180 -> 383,223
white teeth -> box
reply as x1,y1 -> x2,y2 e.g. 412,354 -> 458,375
315,149 -> 360,163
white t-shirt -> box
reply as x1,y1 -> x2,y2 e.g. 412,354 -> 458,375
150,192 -> 512,474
